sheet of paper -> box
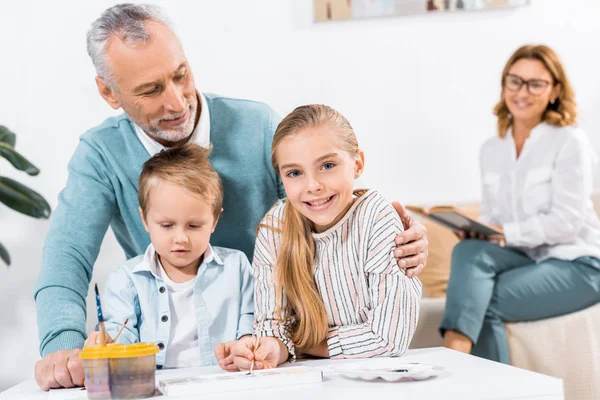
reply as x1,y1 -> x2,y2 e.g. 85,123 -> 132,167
157,366 -> 323,397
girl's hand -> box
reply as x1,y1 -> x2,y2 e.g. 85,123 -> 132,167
214,336 -> 254,372
84,331 -> 113,347
231,336 -> 288,370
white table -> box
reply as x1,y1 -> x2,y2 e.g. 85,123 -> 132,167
0,347 -> 563,400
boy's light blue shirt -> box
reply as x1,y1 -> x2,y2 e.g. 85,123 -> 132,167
103,243 -> 254,368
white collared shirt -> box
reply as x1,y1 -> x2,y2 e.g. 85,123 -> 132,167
149,244 -> 220,368
134,92 -> 210,157
479,122 -> 600,262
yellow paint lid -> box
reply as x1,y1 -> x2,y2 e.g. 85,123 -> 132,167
80,343 -> 159,359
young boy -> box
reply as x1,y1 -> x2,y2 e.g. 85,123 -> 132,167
84,144 -> 254,369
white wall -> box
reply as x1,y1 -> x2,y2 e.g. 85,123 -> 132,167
1,0 -> 599,391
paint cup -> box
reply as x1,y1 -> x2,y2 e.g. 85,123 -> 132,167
80,342 -> 159,399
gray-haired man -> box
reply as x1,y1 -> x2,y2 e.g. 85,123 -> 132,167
34,4 -> 428,390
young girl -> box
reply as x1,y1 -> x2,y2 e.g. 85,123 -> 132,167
221,104 -> 422,370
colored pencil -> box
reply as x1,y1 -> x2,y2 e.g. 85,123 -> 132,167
249,314 -> 266,375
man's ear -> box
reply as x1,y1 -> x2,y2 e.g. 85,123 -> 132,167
354,149 -> 365,179
139,207 -> 150,233
95,76 -> 121,110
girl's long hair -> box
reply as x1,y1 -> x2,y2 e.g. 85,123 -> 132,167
270,104 -> 358,350
494,44 -> 577,138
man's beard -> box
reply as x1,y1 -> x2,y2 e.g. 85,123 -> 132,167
140,101 -> 198,144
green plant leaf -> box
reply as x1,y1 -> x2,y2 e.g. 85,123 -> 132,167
0,142 -> 40,176
0,241 -> 10,266
0,176 -> 51,218
0,126 -> 16,147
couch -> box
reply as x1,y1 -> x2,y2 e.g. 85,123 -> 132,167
409,193 -> 600,400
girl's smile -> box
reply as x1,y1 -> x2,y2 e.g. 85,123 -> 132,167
304,194 -> 335,210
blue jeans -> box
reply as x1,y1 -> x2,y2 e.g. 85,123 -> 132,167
440,240 -> 600,363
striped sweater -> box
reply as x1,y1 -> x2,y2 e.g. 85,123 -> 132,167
253,189 -> 422,359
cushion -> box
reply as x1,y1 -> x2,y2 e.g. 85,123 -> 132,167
415,217 -> 456,298
413,203 -> 479,298
409,297 -> 445,349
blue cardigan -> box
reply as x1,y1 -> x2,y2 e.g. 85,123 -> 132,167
34,93 -> 283,356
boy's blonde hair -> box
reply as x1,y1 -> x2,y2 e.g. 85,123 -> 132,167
138,144 -> 223,220
270,104 -> 359,350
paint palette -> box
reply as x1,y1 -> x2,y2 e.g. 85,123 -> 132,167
333,363 -> 445,382
158,366 -> 323,397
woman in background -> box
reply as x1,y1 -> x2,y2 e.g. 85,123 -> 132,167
440,44 -> 600,363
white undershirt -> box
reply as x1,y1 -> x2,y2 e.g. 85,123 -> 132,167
134,92 -> 210,157
154,260 -> 202,369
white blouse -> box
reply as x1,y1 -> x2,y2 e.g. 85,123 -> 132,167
479,122 -> 600,262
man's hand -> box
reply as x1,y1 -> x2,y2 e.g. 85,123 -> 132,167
392,201 -> 428,277
231,336 -> 287,371
35,349 -> 84,391
215,336 -> 254,372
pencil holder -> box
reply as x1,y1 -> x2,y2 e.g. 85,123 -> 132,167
80,343 -> 159,399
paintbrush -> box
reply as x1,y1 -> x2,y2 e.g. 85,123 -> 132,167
94,283 -> 108,347
112,319 -> 129,343
249,314 -> 266,375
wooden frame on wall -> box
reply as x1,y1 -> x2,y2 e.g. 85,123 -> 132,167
314,0 -> 530,22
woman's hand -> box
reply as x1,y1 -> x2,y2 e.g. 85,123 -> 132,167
392,201 -> 429,278
231,336 -> 288,370
457,228 -> 504,245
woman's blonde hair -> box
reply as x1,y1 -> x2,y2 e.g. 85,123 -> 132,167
270,104 -> 359,350
138,144 -> 223,220
493,44 -> 577,138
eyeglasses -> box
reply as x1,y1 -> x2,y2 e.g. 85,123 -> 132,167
503,74 -> 553,96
